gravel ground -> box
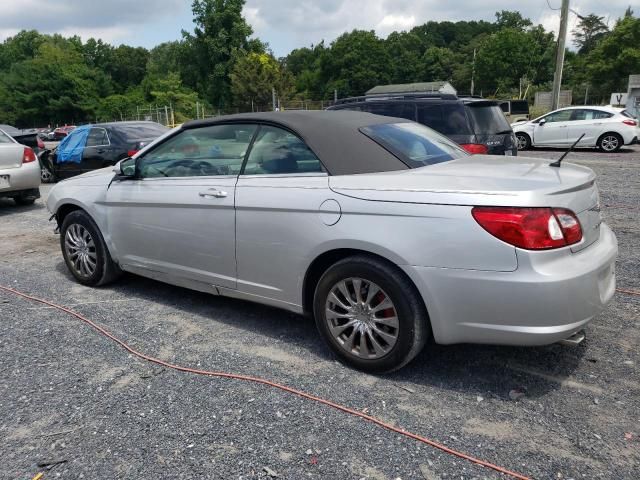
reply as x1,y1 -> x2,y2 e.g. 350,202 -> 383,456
1,146 -> 639,480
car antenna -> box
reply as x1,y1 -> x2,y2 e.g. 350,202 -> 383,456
549,134 -> 585,168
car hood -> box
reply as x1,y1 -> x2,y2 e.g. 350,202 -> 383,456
58,166 -> 115,186
329,155 -> 598,214
511,120 -> 529,127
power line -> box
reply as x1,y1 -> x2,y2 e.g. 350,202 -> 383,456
546,0 -> 561,11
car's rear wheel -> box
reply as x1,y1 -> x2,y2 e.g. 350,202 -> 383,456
60,210 -> 122,286
313,256 -> 429,373
597,133 -> 622,152
516,133 -> 531,151
41,166 -> 55,183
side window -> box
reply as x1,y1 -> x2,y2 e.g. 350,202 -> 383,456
591,110 -> 613,120
571,109 -> 589,121
544,110 -> 572,123
365,103 -> 416,121
86,128 -> 109,147
417,105 -> 443,132
138,124 -> 257,178
243,126 -> 324,175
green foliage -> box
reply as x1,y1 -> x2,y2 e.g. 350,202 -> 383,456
182,0 -> 263,108
573,14 -> 609,53
585,15 -> 640,95
318,30 -> 391,98
0,5 -> 636,127
231,52 -> 293,109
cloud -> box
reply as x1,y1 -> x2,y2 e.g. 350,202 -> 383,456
0,0 -> 631,55
244,0 -> 632,55
0,0 -> 184,45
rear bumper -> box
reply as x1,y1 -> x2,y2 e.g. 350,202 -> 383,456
403,223 -> 618,346
0,160 -> 41,196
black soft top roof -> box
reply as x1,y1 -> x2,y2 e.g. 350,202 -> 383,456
183,110 -> 410,175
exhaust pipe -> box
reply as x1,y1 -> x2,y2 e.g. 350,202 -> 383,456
558,329 -> 585,346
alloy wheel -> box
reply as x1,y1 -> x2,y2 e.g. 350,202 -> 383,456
41,167 -> 54,183
516,134 -> 528,150
601,135 -> 619,152
64,224 -> 97,278
325,277 -> 399,359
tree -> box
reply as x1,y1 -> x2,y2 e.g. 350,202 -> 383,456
573,14 -> 609,53
421,47 -> 456,81
231,52 -> 293,110
385,32 -> 424,83
495,11 -> 532,30
106,45 -> 149,92
182,0 -> 262,108
318,30 -> 391,98
586,15 -> 640,95
475,27 -> 554,93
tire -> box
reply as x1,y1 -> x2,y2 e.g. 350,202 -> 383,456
313,255 -> 430,373
60,210 -> 122,286
14,196 -> 36,206
516,133 -> 531,151
41,166 -> 55,183
597,133 -> 622,153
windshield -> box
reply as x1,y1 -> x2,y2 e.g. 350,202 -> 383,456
118,123 -> 169,141
466,104 -> 512,134
360,122 -> 468,168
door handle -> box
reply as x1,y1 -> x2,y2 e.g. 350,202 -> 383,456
199,189 -> 228,198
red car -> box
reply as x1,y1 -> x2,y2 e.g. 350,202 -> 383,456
52,125 -> 76,140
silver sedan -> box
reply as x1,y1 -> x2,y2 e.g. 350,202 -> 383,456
46,111 -> 618,372
0,128 -> 41,205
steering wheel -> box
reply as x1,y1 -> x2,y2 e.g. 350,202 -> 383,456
167,159 -> 227,176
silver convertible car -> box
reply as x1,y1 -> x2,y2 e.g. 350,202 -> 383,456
47,111 -> 618,372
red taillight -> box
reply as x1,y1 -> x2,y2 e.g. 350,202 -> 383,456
37,138 -> 45,149
622,119 -> 637,126
22,147 -> 37,164
127,149 -> 139,157
472,206 -> 583,250
460,143 -> 489,154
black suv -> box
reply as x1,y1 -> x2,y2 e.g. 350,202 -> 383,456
328,93 -> 517,156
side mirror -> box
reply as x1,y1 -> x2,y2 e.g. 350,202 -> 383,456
538,119 -> 546,126
113,158 -> 136,178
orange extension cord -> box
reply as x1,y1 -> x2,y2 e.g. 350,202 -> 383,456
0,284 -> 532,480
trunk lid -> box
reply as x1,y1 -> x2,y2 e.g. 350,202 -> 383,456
330,155 -> 602,251
0,144 -> 24,169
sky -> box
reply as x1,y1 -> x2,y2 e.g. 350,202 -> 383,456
0,0 -> 633,57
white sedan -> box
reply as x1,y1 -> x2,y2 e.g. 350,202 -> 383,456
0,127 -> 41,205
512,106 -> 639,152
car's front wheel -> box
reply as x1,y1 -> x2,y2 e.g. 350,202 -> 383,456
60,210 -> 122,286
516,132 -> 531,151
313,256 -> 429,373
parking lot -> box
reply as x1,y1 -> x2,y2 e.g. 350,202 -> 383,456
1,147 -> 639,479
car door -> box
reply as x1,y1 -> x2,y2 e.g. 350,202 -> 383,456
235,125 -> 330,306
105,123 -> 258,289
532,109 -> 572,146
567,109 -> 613,146
82,127 -> 114,173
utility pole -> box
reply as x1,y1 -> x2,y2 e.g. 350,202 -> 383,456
470,48 -> 476,96
551,0 -> 570,110
272,87 -> 277,111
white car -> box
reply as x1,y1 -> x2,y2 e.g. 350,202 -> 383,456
512,106 -> 639,152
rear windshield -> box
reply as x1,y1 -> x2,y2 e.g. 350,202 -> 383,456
621,110 -> 637,119
360,122 -> 468,168
0,124 -> 21,136
117,123 -> 169,140
465,104 -> 512,135
0,130 -> 13,143
510,100 -> 529,115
